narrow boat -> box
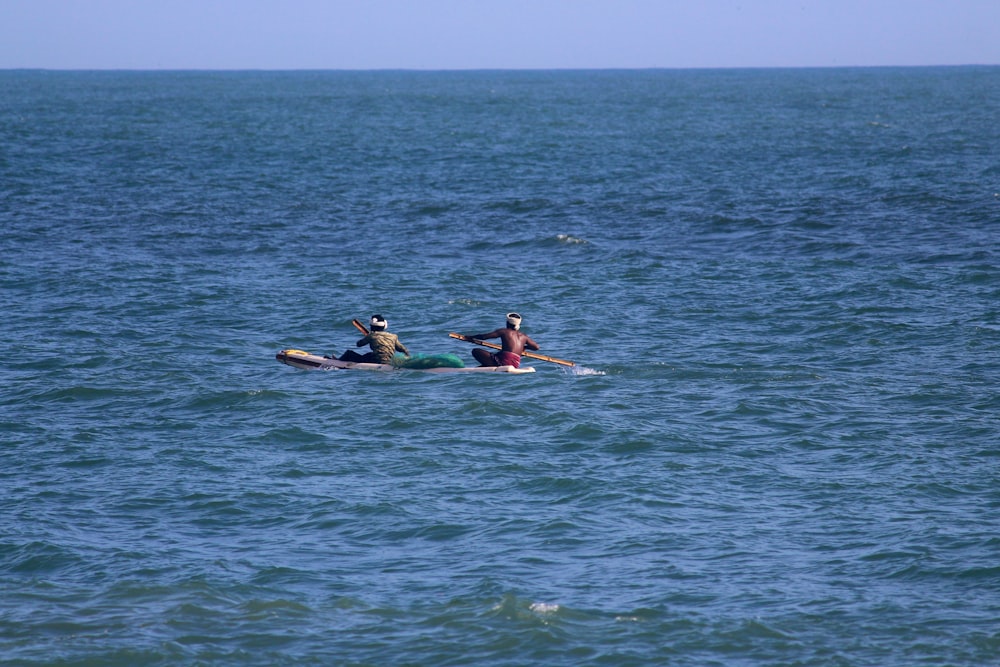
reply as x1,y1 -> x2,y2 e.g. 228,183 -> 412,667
275,349 -> 536,374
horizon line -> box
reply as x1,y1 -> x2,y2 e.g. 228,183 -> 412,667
3,63 -> 998,73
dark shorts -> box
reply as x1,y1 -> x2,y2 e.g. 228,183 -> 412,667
494,351 -> 521,368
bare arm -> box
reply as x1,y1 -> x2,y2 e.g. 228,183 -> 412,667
466,328 -> 504,341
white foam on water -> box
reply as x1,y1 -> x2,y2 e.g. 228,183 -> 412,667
568,365 -> 605,376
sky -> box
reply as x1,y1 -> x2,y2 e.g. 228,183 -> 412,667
1,0 -> 998,70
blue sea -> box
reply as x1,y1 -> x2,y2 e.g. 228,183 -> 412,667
2,67 -> 999,666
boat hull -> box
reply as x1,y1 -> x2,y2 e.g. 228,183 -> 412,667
275,350 -> 536,374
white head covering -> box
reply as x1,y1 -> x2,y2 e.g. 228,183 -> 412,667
506,312 -> 522,330
370,314 -> 387,330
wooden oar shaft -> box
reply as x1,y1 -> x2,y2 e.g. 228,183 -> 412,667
448,332 -> 575,367
352,318 -> 369,335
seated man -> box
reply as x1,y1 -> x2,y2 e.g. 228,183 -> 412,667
339,314 -> 410,364
464,312 -> 539,368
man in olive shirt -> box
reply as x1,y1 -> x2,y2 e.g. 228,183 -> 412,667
339,315 -> 410,364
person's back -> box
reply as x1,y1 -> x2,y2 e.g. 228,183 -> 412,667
364,330 -> 405,364
493,327 -> 532,356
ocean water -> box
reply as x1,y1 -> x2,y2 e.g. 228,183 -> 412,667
2,68 -> 999,666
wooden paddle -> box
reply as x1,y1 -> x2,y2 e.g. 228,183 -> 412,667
352,318 -> 369,335
449,332 -> 576,367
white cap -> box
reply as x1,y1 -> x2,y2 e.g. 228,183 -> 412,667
370,315 -> 387,330
506,312 -> 522,330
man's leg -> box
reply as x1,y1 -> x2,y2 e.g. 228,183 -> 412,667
472,349 -> 498,367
